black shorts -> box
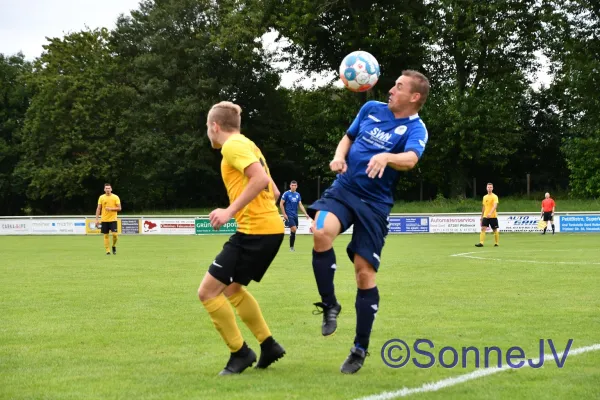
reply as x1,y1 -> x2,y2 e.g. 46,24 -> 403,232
208,232 -> 284,286
100,221 -> 118,234
543,212 -> 553,222
481,217 -> 499,230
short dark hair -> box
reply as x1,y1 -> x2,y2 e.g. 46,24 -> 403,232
290,180 -> 297,184
403,70 -> 430,108
487,182 -> 493,186
104,183 -> 112,187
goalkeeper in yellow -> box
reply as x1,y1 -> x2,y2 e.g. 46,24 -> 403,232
95,183 -> 121,255
475,182 -> 499,247
198,101 -> 286,375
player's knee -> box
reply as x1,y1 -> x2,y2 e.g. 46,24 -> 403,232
197,286 -> 210,302
291,226 -> 297,233
354,255 -> 376,286
312,227 -> 333,249
223,283 -> 244,298
355,266 -> 376,288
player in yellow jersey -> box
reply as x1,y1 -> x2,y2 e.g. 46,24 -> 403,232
95,183 -> 121,255
475,182 -> 499,247
198,101 -> 286,376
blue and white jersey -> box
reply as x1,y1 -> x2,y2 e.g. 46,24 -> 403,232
281,190 -> 302,217
335,101 -> 428,212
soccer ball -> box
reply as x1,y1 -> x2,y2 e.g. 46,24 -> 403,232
339,51 -> 380,92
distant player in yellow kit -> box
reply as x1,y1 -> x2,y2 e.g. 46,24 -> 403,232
475,182 -> 499,247
198,101 -> 286,376
95,183 -> 121,255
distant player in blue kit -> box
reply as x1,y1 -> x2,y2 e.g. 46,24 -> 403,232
308,70 -> 430,374
279,180 -> 311,251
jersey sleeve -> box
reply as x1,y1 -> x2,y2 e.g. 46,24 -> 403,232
347,101 -> 376,140
222,138 -> 260,173
281,192 -> 288,203
114,195 -> 121,205
402,120 -> 429,158
98,195 -> 103,205
298,193 -> 302,202
494,195 -> 499,204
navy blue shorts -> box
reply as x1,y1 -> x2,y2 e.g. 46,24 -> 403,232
285,215 -> 299,228
307,184 -> 389,271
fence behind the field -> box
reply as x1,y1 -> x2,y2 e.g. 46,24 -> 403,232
1,212 -> 600,235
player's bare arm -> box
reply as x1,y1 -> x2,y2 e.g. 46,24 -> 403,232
299,201 -> 311,220
330,135 -> 353,173
95,204 -> 102,224
209,162 -> 270,230
271,178 -> 280,200
487,202 -> 498,218
366,151 -> 418,178
280,198 -> 288,220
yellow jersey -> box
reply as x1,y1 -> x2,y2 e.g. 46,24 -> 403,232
482,194 -> 499,218
221,134 -> 284,235
98,194 -> 121,222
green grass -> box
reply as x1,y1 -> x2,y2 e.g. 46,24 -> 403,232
1,233 -> 600,399
117,196 -> 600,216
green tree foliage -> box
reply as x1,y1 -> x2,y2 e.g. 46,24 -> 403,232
548,0 -> 600,197
14,29 -> 133,213
111,0 -> 286,209
422,0 -> 545,197
0,54 -> 31,214
265,0 -> 430,93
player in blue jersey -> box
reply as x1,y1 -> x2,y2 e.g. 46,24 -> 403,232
279,180 -> 311,251
307,70 -> 430,374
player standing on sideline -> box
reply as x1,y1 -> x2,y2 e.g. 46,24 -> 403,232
541,192 -> 556,235
198,101 -> 286,376
307,70 -> 430,374
475,183 -> 500,247
95,183 -> 121,255
280,180 -> 311,251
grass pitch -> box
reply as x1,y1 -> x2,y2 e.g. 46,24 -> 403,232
1,233 -> 599,399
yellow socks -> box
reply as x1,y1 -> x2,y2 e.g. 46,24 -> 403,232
494,230 -> 499,245
112,233 -> 118,247
228,288 -> 272,344
103,234 -> 110,253
202,294 -> 244,352
479,231 -> 486,244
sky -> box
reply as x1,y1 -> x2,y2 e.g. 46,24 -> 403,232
0,0 -> 549,89
0,0 -> 333,88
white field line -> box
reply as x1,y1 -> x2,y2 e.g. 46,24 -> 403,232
450,251 -> 600,265
354,343 -> 600,400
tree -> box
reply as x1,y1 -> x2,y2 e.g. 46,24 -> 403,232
0,53 -> 31,214
422,0 -> 546,197
15,28 -> 134,213
547,0 -> 600,197
111,0 -> 288,209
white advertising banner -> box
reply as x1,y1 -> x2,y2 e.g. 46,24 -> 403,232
496,214 -> 558,232
141,219 -> 196,235
429,216 -> 480,233
0,219 -> 31,235
30,219 -> 86,235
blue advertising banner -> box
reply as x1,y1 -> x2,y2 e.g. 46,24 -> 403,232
389,217 -> 429,233
559,215 -> 600,232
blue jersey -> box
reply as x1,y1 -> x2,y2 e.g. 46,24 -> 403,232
281,190 -> 302,217
335,101 -> 428,212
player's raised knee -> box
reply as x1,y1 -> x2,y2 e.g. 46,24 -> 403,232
312,211 -> 340,249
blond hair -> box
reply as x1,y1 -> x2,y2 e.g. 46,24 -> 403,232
403,70 -> 430,108
208,101 -> 242,132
